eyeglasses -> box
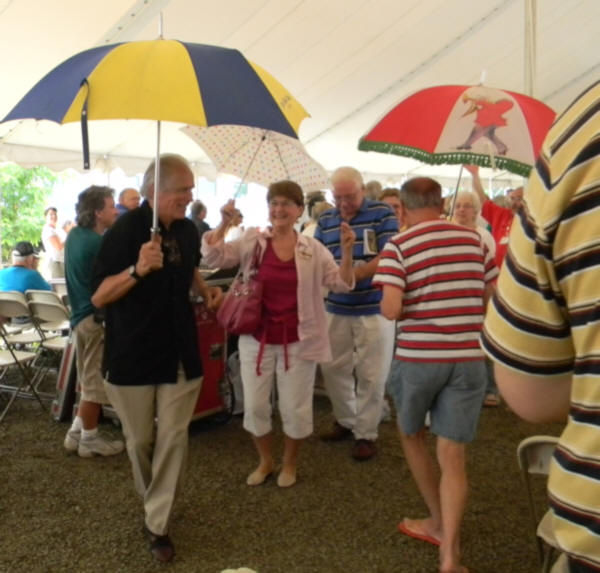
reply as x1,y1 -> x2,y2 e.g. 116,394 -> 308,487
333,193 -> 359,204
268,199 -> 298,209
162,236 -> 182,266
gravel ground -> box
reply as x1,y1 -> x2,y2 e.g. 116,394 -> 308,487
0,380 -> 562,573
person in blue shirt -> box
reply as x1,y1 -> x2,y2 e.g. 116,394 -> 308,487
315,166 -> 398,461
0,241 -> 52,293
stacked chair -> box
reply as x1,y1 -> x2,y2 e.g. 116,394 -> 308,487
26,290 -> 70,388
0,290 -> 71,422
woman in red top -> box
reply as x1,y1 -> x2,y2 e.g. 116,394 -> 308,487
203,181 -> 355,488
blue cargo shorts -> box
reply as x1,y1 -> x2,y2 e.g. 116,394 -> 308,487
387,359 -> 486,443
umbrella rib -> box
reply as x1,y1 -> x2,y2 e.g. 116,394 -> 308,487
273,137 -> 290,180
239,131 -> 267,185
223,138 -> 256,167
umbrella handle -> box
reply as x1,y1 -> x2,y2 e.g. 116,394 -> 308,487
448,165 -> 464,220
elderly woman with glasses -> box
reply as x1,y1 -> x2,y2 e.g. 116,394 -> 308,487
202,180 -> 355,488
450,191 -> 496,256
450,190 -> 500,407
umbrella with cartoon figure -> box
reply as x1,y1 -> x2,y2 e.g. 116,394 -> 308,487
358,84 -> 555,177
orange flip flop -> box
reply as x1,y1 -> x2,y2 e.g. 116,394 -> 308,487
397,520 -> 441,547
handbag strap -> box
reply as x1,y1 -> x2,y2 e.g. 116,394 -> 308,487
240,238 -> 263,282
248,239 -> 260,275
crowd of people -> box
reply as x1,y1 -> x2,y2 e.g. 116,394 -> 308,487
1,82 -> 598,572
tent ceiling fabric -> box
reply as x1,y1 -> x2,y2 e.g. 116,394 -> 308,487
0,0 -> 598,186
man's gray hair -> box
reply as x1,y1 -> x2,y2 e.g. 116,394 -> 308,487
75,186 -> 115,229
331,166 -> 364,189
399,177 -> 443,210
118,187 -> 138,202
140,154 -> 191,198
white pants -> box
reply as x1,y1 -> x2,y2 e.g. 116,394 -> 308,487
238,335 -> 317,439
104,366 -> 202,535
320,313 -> 388,441
380,317 -> 396,386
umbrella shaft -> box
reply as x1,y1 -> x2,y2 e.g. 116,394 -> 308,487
152,121 -> 162,235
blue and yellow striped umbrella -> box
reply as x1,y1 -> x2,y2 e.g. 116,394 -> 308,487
3,39 -> 308,168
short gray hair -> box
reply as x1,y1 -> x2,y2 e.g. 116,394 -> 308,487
118,187 -> 138,202
454,190 -> 481,212
331,166 -> 364,189
140,154 -> 191,198
399,177 -> 443,210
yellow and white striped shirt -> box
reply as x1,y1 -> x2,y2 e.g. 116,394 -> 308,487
482,81 -> 600,570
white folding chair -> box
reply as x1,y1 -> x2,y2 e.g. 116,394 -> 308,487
26,293 -> 70,332
27,300 -> 70,388
0,292 -> 56,396
517,435 -> 564,572
0,321 -> 44,422
25,289 -> 64,305
0,292 -> 45,347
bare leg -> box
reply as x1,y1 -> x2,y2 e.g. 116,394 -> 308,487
457,125 -> 485,150
278,435 -> 301,487
247,432 -> 275,486
77,399 -> 102,430
437,437 -> 468,573
485,127 -> 508,155
399,428 -> 442,540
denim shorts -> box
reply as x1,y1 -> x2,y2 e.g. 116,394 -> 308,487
387,360 -> 486,443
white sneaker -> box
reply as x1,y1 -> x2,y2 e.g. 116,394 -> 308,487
78,434 -> 125,458
64,429 -> 81,452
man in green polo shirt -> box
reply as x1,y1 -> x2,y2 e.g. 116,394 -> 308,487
63,186 -> 124,458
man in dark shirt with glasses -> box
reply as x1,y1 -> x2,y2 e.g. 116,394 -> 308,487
92,154 -> 221,563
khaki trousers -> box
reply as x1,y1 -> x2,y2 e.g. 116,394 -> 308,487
104,367 -> 202,535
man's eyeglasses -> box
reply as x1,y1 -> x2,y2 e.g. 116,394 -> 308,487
333,193 -> 359,204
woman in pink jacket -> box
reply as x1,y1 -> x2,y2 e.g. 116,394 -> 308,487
203,181 -> 355,488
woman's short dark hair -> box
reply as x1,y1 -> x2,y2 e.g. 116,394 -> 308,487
266,180 -> 304,207
44,206 -> 57,217
379,187 -> 401,201
75,186 -> 114,229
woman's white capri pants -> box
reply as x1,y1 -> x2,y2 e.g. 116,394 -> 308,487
238,335 -> 317,439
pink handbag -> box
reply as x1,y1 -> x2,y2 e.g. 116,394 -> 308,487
216,242 -> 263,335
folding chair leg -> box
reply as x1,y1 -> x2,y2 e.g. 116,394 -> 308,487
0,361 -> 46,423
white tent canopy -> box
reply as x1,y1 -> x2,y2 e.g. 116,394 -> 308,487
0,0 -> 598,188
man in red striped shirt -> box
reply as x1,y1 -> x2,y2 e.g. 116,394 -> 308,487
372,177 -> 497,573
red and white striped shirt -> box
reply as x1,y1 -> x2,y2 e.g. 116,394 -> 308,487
373,220 -> 498,362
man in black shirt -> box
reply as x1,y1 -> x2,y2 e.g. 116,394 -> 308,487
92,154 -> 221,563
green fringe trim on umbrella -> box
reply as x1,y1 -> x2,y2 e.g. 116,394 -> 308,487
358,139 -> 532,177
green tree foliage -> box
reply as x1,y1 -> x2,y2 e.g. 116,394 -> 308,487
0,164 -> 57,262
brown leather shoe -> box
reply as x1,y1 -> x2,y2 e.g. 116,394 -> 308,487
319,421 -> 353,441
352,439 -> 376,461
142,525 -> 175,563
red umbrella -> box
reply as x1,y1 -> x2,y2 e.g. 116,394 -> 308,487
358,85 -> 556,176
